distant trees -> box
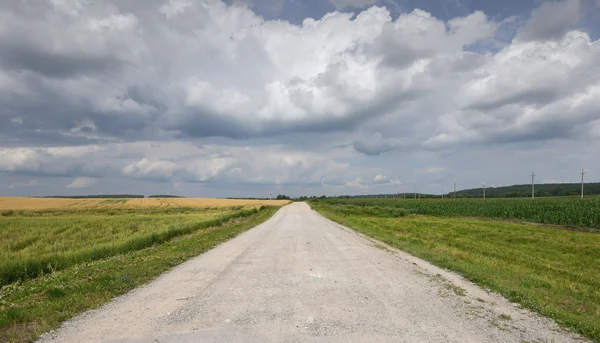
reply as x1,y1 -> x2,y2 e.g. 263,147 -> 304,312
455,183 -> 600,198
276,194 -> 290,200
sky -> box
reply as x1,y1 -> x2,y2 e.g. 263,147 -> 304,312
1,0 -> 600,198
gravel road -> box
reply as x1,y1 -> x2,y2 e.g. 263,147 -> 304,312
38,202 -> 587,343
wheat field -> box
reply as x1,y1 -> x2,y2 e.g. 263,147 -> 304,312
0,197 -> 290,210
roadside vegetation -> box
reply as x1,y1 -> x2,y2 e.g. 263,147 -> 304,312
0,202 -> 281,343
311,199 -> 600,342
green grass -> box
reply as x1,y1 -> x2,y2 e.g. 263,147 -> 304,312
0,206 -> 279,343
0,206 -> 259,285
317,196 -> 600,229
311,201 -> 600,342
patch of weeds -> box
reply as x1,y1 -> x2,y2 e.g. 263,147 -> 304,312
371,243 -> 389,251
499,314 -> 512,320
489,317 -> 511,332
1,210 -> 15,217
5,308 -> 25,322
439,282 -> 467,297
47,288 -> 66,298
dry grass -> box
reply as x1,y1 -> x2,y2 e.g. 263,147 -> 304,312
0,197 -> 290,210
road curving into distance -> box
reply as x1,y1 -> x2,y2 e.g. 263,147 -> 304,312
38,202 -> 587,343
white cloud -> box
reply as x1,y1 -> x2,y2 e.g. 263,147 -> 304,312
66,177 -> 99,189
425,167 -> 447,174
9,180 -> 39,189
373,174 -> 401,185
0,0 -> 599,196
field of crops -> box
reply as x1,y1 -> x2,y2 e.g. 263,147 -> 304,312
0,196 -> 290,288
0,197 -> 289,211
0,205 -> 270,286
0,200 -> 281,343
316,196 -> 600,229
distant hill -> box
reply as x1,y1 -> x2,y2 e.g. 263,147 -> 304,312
326,182 -> 600,199
452,182 -> 600,198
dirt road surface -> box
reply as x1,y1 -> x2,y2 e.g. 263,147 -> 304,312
38,202 -> 586,343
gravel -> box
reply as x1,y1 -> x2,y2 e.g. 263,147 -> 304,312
37,202 -> 588,343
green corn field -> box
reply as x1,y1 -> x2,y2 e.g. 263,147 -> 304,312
314,196 -> 600,229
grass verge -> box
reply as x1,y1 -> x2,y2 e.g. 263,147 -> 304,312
0,206 -> 279,343
311,202 -> 600,342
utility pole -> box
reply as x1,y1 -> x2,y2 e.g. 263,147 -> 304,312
531,172 -> 535,199
269,192 -> 272,201
483,184 -> 486,199
442,189 -> 444,199
453,183 -> 456,199
581,169 -> 585,199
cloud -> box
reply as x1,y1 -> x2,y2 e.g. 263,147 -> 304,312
329,0 -> 378,10
373,174 -> 400,185
425,167 -> 447,174
121,144 -> 358,187
66,177 -> 99,189
9,180 -> 39,189
0,2 -> 499,144
0,0 -> 599,197
353,132 -> 403,155
0,146 -> 110,177
515,0 -> 581,42
2,0 -> 595,151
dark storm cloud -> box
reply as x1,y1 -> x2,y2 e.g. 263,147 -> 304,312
353,133 -> 403,155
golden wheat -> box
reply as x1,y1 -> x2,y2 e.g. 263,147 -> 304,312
0,197 -> 290,210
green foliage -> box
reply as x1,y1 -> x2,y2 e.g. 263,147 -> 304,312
0,207 -> 264,286
0,206 -> 279,343
325,204 -> 410,218
313,196 -> 600,229
276,194 -> 290,200
312,202 -> 600,342
454,182 -> 600,198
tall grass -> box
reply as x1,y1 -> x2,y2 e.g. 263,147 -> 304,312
0,206 -> 264,286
